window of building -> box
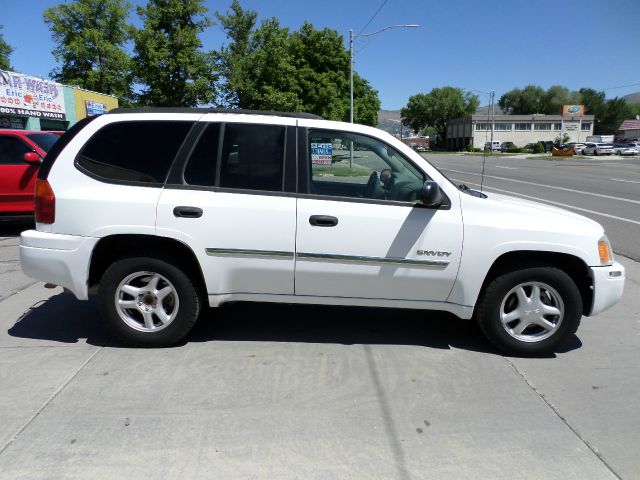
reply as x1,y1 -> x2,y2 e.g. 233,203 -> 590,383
308,130 -> 426,202
581,122 -> 592,131
553,123 -> 562,130
77,121 -> 194,184
514,123 -> 531,131
534,123 -> 552,131
493,123 -> 511,131
476,123 -> 489,131
219,123 -> 285,192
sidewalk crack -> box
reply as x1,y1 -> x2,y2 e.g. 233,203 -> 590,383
504,357 -> 622,480
0,347 -> 104,456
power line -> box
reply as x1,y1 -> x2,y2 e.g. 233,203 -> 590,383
356,0 -> 389,37
601,82 -> 640,91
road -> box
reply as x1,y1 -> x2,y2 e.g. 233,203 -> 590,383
424,153 -> 640,261
0,157 -> 639,479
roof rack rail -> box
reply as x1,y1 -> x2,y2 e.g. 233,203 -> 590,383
108,107 -> 323,120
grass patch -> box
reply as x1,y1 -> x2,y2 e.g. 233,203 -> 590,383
314,164 -> 370,177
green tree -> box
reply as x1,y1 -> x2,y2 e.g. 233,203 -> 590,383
44,0 -> 133,102
542,85 -> 578,114
288,21 -> 379,123
132,0 -> 216,106
215,3 -> 380,125
401,87 -> 479,144
216,4 -> 299,111
597,97 -> 631,135
577,88 -> 606,119
498,85 -> 545,114
0,25 -> 13,71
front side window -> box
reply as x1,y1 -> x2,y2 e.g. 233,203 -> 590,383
514,123 -> 531,131
77,121 -> 193,183
581,122 -> 592,131
534,123 -> 552,131
0,136 -> 32,165
493,123 -> 511,131
308,130 -> 426,202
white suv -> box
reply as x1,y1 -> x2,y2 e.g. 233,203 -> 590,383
20,109 -> 625,354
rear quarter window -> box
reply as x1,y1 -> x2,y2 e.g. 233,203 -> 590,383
76,120 -> 194,184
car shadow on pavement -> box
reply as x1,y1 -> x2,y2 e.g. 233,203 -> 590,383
7,293 -> 582,357
0,219 -> 34,237
7,293 -> 119,347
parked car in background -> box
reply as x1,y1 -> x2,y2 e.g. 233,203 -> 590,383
484,140 -> 501,152
582,142 -> 613,156
566,142 -> 586,154
0,129 -> 59,217
612,143 -> 638,155
538,141 -> 554,153
500,142 -> 518,152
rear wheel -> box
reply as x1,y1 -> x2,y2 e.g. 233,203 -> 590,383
98,255 -> 202,347
476,267 -> 582,355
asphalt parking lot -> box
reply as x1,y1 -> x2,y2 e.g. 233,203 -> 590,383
0,216 -> 638,479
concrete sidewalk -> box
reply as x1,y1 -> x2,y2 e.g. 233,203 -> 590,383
0,258 -> 637,479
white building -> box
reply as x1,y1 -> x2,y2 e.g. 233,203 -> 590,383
446,114 -> 595,150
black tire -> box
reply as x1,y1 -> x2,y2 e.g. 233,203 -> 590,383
476,267 -> 582,355
98,254 -> 202,347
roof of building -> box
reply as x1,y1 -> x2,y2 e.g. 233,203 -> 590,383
448,114 -> 594,123
619,119 -> 640,130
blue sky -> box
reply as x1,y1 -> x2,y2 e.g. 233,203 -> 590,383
1,0 -> 639,110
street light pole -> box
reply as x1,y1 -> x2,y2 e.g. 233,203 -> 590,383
350,29 -> 354,124
490,90 -> 495,154
349,24 -> 418,124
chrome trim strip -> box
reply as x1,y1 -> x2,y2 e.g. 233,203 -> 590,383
206,248 -> 294,259
297,252 -> 449,268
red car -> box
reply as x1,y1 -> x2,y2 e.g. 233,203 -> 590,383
0,129 -> 60,217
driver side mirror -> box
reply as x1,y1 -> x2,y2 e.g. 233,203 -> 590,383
23,152 -> 41,164
420,181 -> 443,208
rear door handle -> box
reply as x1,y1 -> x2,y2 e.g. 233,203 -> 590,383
173,206 -> 203,218
309,215 -> 338,227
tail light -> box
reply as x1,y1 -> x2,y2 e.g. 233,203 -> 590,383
35,179 -> 55,224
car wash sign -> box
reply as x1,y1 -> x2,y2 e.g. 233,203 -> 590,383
0,70 -> 66,120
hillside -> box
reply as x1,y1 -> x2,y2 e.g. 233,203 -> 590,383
376,109 -> 401,134
623,91 -> 640,104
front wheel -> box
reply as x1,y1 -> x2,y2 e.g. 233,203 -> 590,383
476,267 -> 582,355
98,255 -> 203,347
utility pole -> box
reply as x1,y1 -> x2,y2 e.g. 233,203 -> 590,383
490,90 -> 495,153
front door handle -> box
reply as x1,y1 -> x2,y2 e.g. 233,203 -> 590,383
173,206 -> 203,218
309,215 -> 338,227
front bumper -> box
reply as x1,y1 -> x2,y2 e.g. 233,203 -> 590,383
588,261 -> 625,316
20,230 -> 98,300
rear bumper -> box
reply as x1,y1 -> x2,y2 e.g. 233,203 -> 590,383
588,261 -> 625,316
20,230 -> 98,300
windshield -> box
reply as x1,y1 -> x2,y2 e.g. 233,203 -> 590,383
26,133 -> 60,153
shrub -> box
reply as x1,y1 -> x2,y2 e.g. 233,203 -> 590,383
532,143 -> 545,154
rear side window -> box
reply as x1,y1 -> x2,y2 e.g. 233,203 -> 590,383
220,124 -> 285,191
26,133 -> 59,153
183,123 -> 286,192
77,121 -> 193,184
183,123 -> 220,187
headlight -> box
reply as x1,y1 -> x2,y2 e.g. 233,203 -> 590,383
598,236 -> 614,266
